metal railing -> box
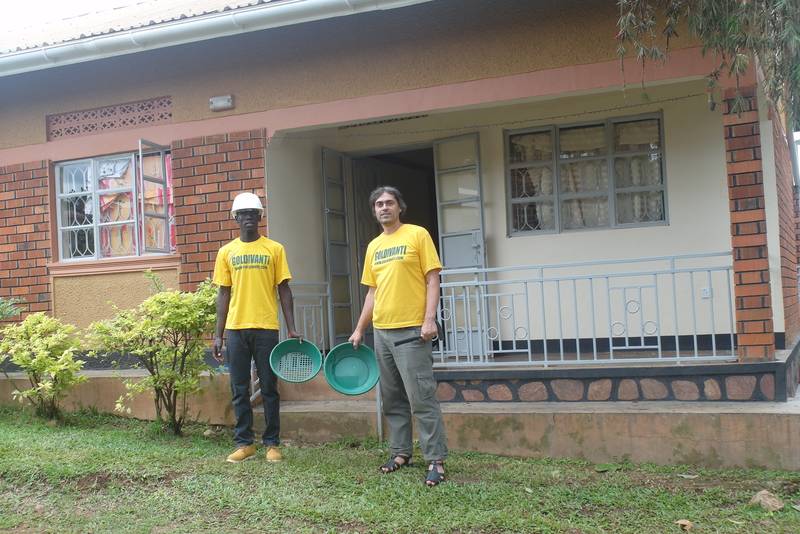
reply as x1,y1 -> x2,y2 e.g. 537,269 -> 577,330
277,282 -> 332,349
436,252 -> 737,367
251,282 -> 331,403
251,252 -> 738,398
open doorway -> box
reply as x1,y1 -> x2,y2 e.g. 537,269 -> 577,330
322,134 -> 485,350
351,147 -> 439,284
337,147 -> 438,348
371,149 -> 439,244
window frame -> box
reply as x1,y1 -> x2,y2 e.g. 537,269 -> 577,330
54,149 -> 171,262
505,112 -> 668,236
139,141 -> 172,254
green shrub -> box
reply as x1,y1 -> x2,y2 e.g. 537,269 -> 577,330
0,313 -> 86,419
88,280 -> 217,435
0,297 -> 22,322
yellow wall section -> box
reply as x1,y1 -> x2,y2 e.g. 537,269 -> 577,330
52,269 -> 179,329
0,0 -> 695,149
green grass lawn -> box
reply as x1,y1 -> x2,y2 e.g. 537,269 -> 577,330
0,407 -> 799,533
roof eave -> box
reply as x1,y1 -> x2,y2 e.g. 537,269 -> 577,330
0,0 -> 434,78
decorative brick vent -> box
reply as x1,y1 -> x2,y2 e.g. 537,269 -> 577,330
46,96 -> 173,140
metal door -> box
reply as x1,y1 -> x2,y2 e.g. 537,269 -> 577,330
433,134 -> 485,269
433,133 -> 488,357
322,148 -> 355,347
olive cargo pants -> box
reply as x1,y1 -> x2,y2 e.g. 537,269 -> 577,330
374,327 -> 448,462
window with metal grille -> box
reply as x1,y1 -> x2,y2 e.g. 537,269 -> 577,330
55,141 -> 175,261
505,114 -> 667,235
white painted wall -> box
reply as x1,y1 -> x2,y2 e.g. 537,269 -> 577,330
264,135 -> 325,283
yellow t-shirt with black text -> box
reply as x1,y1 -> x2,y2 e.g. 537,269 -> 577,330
361,224 -> 442,329
212,236 -> 292,330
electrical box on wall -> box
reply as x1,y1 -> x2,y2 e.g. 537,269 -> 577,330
209,95 -> 234,112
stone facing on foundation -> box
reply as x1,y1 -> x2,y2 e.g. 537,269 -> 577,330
434,345 -> 800,403
671,380 -> 700,401
435,373 -> 779,402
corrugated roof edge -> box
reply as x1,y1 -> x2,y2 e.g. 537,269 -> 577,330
0,0 -> 435,78
1,1 -> 267,54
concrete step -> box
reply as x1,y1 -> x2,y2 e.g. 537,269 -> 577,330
254,398 -> 800,470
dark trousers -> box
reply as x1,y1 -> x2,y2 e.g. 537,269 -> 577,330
226,328 -> 280,447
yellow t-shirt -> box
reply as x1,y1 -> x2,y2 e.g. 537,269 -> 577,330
212,236 -> 292,330
361,224 -> 442,329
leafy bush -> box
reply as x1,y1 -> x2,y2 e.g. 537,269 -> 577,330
0,313 -> 86,419
88,280 -> 217,435
0,297 -> 22,322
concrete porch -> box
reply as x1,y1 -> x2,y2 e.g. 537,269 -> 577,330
2,369 -> 799,470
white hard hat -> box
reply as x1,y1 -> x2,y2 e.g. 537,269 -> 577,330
231,192 -> 264,216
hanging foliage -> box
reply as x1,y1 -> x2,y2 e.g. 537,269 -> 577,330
616,0 -> 800,129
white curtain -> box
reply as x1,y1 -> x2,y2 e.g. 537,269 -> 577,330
614,120 -> 663,224
614,155 -> 663,224
560,160 -> 608,229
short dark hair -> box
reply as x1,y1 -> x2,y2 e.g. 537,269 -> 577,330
368,186 -> 407,215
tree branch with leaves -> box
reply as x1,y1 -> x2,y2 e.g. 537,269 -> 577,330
617,0 -> 799,129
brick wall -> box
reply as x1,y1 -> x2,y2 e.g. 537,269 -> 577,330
171,129 -> 267,290
724,86 -> 775,361
0,160 -> 52,320
772,114 -> 800,346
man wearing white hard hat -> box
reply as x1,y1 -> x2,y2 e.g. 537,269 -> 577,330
212,192 -> 301,463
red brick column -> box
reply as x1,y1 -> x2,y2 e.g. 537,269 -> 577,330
724,87 -> 774,360
171,129 -> 267,290
772,113 -> 800,346
0,160 -> 52,319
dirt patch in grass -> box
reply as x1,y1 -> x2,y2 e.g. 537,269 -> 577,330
73,470 -> 179,493
779,478 -> 800,496
74,472 -> 115,491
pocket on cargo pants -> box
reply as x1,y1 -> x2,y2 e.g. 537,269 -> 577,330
416,372 -> 437,401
